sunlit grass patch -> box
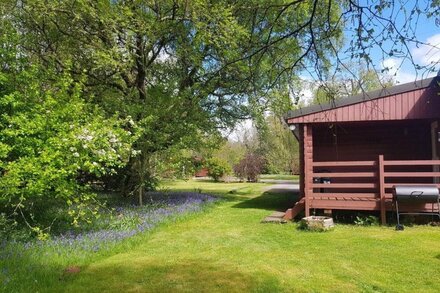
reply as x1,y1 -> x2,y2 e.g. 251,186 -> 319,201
259,174 -> 299,181
2,180 -> 440,292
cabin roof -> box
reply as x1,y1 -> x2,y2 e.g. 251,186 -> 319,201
285,76 -> 439,124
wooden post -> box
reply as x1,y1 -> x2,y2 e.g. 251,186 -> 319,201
304,124 -> 313,217
299,125 -> 305,205
431,121 -> 439,183
378,155 -> 386,224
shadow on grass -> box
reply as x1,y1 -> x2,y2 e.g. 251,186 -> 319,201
233,186 -> 300,212
63,259 -> 283,293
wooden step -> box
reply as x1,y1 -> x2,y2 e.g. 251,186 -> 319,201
284,197 -> 305,220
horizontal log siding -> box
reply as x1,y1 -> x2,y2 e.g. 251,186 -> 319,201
313,121 -> 432,162
312,121 -> 433,192
290,120 -> 440,222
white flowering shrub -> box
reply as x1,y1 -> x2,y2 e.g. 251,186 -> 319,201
0,68 -> 137,236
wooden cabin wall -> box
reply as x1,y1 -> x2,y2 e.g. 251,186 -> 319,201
313,121 -> 432,162
312,120 -> 433,187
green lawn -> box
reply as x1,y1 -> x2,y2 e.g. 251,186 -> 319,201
5,180 -> 440,292
259,174 -> 299,181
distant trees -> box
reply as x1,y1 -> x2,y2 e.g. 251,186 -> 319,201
259,116 -> 300,175
233,153 -> 265,182
212,140 -> 246,172
208,115 -> 299,182
312,64 -> 395,105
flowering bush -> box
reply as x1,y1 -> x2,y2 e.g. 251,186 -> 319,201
0,67 -> 137,236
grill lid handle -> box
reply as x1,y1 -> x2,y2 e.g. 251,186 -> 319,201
410,191 -> 423,198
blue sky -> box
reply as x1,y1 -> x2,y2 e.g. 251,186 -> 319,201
295,4 -> 440,105
229,3 -> 440,139
350,3 -> 440,84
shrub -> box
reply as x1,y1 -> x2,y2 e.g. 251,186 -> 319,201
233,153 -> 265,182
0,68 -> 136,236
205,158 -> 231,181
354,215 -> 379,226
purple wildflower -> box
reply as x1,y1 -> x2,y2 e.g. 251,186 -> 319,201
1,192 -> 217,261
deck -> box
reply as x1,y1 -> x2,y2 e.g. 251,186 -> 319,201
285,156 -> 440,224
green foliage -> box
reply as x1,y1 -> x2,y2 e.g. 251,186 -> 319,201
0,64 -> 135,234
354,215 -> 380,226
0,213 -> 17,239
311,64 -> 395,105
205,158 -> 231,182
1,0 -> 343,197
212,140 -> 246,171
259,116 -> 300,175
108,214 -> 142,231
150,142 -> 223,180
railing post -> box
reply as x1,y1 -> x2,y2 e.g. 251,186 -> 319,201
378,155 -> 386,225
304,125 -> 313,217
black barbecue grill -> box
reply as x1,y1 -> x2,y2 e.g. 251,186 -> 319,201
393,185 -> 440,230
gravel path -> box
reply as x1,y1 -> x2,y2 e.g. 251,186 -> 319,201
263,181 -> 299,193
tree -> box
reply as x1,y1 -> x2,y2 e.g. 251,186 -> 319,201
311,64 -> 395,105
3,0 -> 343,196
259,116 -> 300,174
0,66 -> 134,237
234,153 -> 265,182
212,140 -> 247,172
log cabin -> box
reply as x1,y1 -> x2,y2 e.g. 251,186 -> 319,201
284,76 -> 440,224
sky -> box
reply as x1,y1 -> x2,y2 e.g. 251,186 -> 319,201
347,0 -> 440,83
229,2 -> 440,140
297,3 -> 440,104
377,12 -> 440,83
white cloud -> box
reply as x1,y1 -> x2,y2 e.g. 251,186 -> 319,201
381,57 -> 417,84
412,33 -> 440,66
382,58 -> 399,76
379,34 -> 440,84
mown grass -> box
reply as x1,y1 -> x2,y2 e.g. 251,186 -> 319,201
259,174 -> 299,181
3,180 -> 440,292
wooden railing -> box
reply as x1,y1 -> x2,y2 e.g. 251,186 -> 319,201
310,156 -> 440,224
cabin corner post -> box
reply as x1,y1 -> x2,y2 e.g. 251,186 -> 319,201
299,125 -> 305,199
304,124 -> 313,217
378,155 -> 386,225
